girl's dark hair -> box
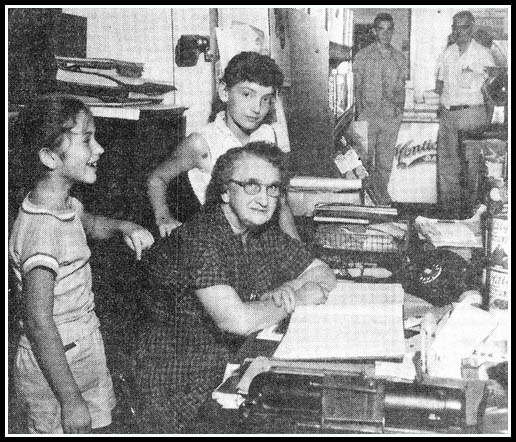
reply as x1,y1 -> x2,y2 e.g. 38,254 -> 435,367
9,94 -> 93,204
204,141 -> 288,211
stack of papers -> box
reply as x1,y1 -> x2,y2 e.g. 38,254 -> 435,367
313,203 -> 398,224
415,216 -> 482,248
289,176 -> 362,192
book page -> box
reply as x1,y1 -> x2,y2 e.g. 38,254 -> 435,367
325,282 -> 404,306
273,282 -> 405,360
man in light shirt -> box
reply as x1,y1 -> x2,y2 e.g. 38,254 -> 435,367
435,10 -> 495,216
353,13 -> 408,205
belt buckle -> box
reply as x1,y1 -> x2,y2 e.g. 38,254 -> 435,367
450,105 -> 469,111
64,342 -> 77,352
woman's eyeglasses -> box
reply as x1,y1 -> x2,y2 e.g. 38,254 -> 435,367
228,179 -> 282,197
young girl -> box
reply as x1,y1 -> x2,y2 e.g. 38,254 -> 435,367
147,51 -> 300,240
8,95 -> 154,433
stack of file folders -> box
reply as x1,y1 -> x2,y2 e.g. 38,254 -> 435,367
55,56 -> 176,102
313,203 -> 398,225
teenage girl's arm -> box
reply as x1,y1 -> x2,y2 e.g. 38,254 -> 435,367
80,213 -> 154,261
147,133 -> 209,237
278,195 -> 301,241
24,267 -> 91,433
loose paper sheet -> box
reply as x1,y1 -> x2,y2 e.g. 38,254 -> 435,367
216,22 -> 267,75
427,302 -> 498,379
273,282 -> 405,360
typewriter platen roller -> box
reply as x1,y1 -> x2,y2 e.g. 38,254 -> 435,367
240,371 -> 488,434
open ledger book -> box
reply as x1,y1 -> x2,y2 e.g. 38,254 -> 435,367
273,282 -> 405,360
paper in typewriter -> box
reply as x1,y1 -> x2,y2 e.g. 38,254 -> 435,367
273,282 -> 405,360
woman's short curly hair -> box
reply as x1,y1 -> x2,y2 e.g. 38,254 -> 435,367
205,141 -> 288,210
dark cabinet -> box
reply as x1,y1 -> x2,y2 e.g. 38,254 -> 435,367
74,107 -> 187,234
77,108 -> 186,362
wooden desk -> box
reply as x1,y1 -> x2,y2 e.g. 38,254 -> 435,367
196,294 -> 507,435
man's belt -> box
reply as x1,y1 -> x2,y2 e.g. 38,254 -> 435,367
447,105 -> 471,111
63,342 -> 77,352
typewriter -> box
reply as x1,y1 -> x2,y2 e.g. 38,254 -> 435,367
240,369 -> 488,434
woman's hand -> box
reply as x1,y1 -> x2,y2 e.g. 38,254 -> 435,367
271,284 -> 297,314
259,284 -> 296,314
294,281 -> 329,307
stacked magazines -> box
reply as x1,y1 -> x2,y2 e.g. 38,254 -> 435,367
313,203 -> 398,225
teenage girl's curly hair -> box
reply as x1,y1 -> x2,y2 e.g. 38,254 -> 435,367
221,51 -> 284,91
209,51 -> 284,122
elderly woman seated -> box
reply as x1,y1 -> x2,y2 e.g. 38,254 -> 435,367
134,141 -> 337,433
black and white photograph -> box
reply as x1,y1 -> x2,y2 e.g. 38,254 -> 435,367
6,5 -> 509,435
